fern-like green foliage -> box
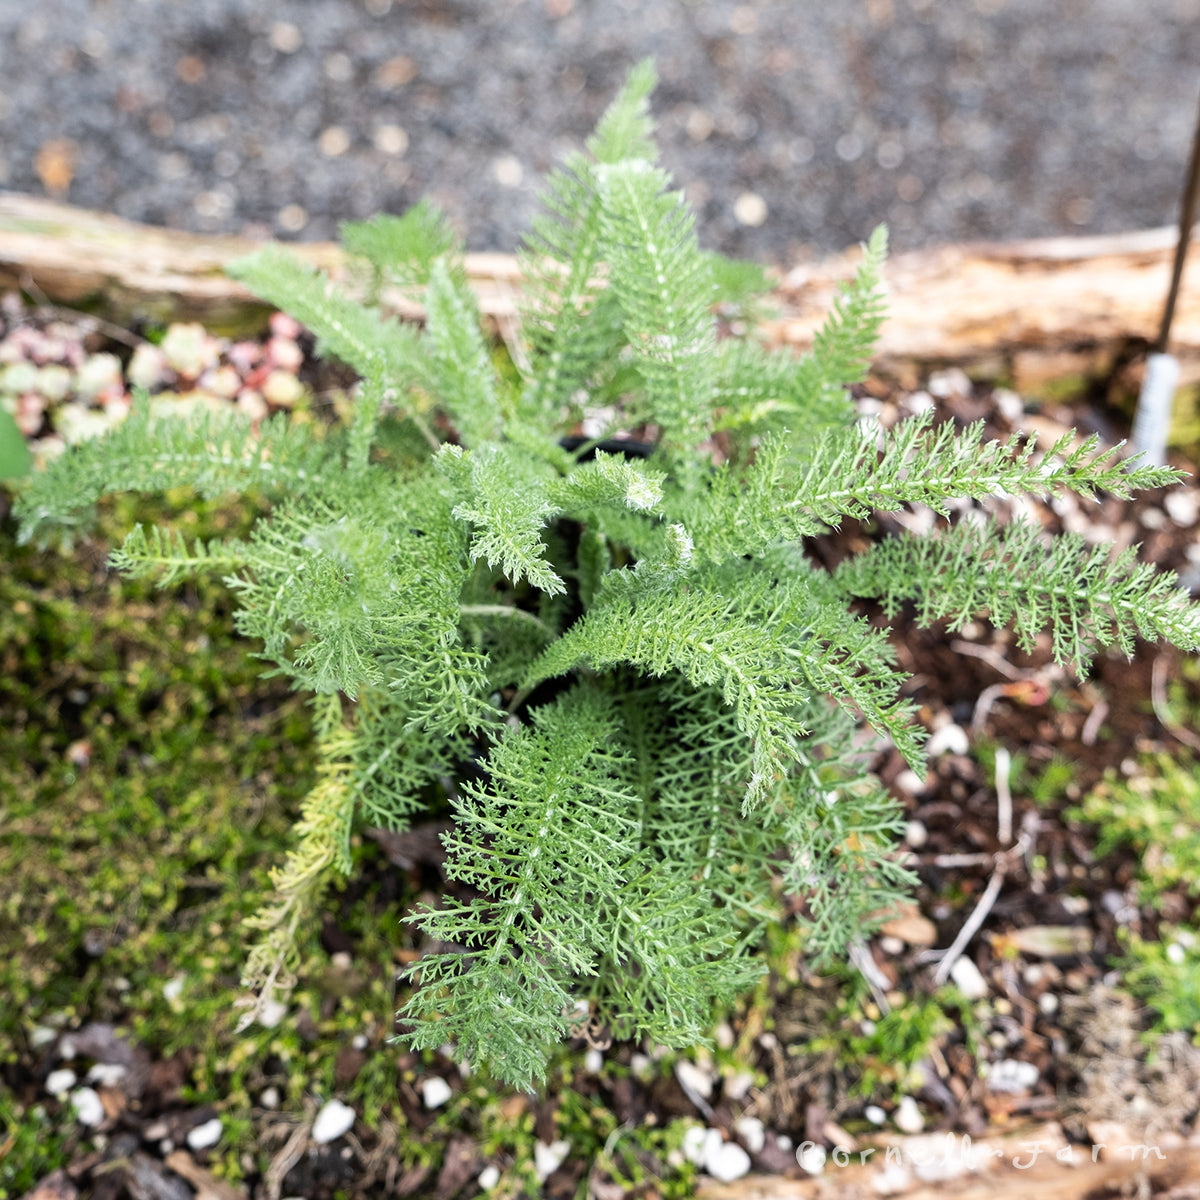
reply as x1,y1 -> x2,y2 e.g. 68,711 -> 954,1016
12,59 -> 1199,1088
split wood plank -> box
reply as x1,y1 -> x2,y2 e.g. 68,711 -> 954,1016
1,193 -> 1197,383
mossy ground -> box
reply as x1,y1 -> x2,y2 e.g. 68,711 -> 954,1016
0,492 -> 709,1197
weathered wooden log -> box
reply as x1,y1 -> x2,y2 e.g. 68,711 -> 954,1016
1,192 -> 1197,388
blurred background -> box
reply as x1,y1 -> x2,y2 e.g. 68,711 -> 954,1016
1,0 -> 1197,265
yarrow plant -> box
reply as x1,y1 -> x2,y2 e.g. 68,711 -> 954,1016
15,62 -> 1200,1087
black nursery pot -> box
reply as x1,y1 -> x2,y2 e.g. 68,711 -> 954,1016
558,435 -> 656,461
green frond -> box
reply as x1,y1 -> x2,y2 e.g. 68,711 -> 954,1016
437,443 -> 564,595
546,450 -> 665,515
14,399 -> 337,547
586,58 -> 658,165
597,160 -> 717,458
400,686 -> 643,1086
834,514 -> 1200,669
424,256 -> 504,446
806,224 -> 888,389
710,337 -> 857,446
689,412 -> 1186,565
227,245 -> 431,388
241,695 -> 356,1004
108,523 -> 249,587
340,199 -> 459,293
523,572 -> 809,808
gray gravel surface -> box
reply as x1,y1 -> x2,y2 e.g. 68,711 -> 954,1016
1,0 -> 1198,264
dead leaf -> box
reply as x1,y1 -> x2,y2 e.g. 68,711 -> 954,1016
997,925 -> 1094,958
879,903 -> 938,946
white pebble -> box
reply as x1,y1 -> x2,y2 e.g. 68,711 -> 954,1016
31,1025 -> 57,1049
256,996 -> 288,1029
1165,489 -> 1200,527
733,192 -> 768,227
675,1058 -> 714,1100
894,1095 -> 924,1133
1038,991 -> 1060,1015
312,1099 -> 356,1144
864,1104 -> 887,1125
477,1165 -> 501,1190
71,1087 -> 105,1128
992,388 -> 1025,424
881,935 -> 906,956
715,1021 -> 735,1050
926,723 -> 969,757
629,1053 -> 653,1080
950,956 -> 989,1000
706,1137 -> 752,1182
894,769 -> 927,796
420,1077 -> 453,1110
681,1125 -> 709,1165
733,1115 -> 765,1154
584,1048 -> 604,1074
534,1138 -> 571,1180
45,1068 -> 77,1096
904,819 -> 928,848
187,1117 -> 223,1150
985,1058 -> 1040,1093
493,155 -> 524,188
162,975 -> 186,1002
87,1064 -> 127,1088
260,1086 -> 280,1110
723,1070 -> 754,1101
927,368 -> 972,399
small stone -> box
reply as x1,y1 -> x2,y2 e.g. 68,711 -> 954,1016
950,956 -> 989,1000
318,126 -> 351,158
926,723 -> 969,757
714,1021 -> 735,1050
583,1048 -> 603,1074
927,368 -> 972,399
87,1064 -> 127,1088
262,370 -> 304,408
723,1070 -> 754,1101
992,388 -> 1025,424
681,1125 -> 709,1165
372,124 -> 409,156
74,353 -> 122,398
705,1138 -> 752,1182
534,1138 -> 571,1180
420,1077 -> 452,1109
493,155 -> 524,188
312,1099 -> 356,1144
45,1068 -> 77,1095
986,1058 -> 1039,1093
270,21 -> 302,53
255,996 -> 286,1030
352,1034 -> 368,1051
31,1025 -> 57,1049
260,1086 -> 280,1110
187,1117 -> 223,1150
71,1086 -> 105,1128
1039,992 -> 1060,1015
733,1115 -> 765,1154
894,1095 -> 924,1134
477,1165 -> 500,1190
881,935 -> 906,956
864,1104 -> 887,1125
1165,489 -> 1200,527
904,820 -> 928,848
277,204 -> 308,233
675,1058 -> 714,1100
733,192 -> 768,227
162,975 -> 186,1002
629,1053 -> 653,1080
894,769 -> 927,795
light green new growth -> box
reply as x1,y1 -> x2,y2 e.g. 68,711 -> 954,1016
13,60 -> 1199,1088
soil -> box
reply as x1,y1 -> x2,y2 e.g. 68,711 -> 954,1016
4,306 -> 1200,1198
